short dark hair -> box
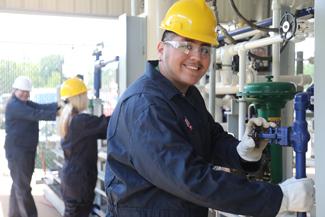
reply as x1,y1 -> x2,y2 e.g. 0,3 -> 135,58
161,30 -> 178,42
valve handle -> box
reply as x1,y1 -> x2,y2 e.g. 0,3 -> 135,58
248,126 -> 263,148
280,12 -> 297,40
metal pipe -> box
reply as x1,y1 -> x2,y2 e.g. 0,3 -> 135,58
296,51 -> 304,75
216,35 -> 283,59
206,73 -> 312,96
231,30 -> 264,41
292,93 -> 310,179
256,74 -> 312,86
238,50 -> 247,139
258,90 -> 312,217
215,35 -> 283,90
131,0 -> 138,16
292,92 -> 311,217
271,0 -> 281,81
218,18 -> 273,41
209,47 -> 216,118
218,5 -> 313,42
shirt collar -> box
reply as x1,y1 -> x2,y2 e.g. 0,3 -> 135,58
145,60 -> 185,100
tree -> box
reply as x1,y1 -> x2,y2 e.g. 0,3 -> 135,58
39,55 -> 64,87
0,54 -> 64,94
0,60 -> 38,94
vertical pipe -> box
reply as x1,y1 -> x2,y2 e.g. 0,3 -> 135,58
292,93 -> 310,217
293,93 -> 309,178
281,101 -> 294,179
209,48 -> 216,119
199,75 -> 209,107
270,0 -> 283,185
131,0 -> 138,16
208,0 -> 218,120
271,0 -> 281,81
93,51 -> 102,99
144,0 -> 173,60
296,153 -> 306,178
296,51 -> 304,75
238,50 -> 247,139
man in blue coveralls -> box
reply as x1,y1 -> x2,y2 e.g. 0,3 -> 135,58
105,0 -> 315,216
5,76 -> 59,217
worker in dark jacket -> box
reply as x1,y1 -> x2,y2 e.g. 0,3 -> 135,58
58,77 -> 109,217
5,75 -> 58,217
105,0 -> 314,217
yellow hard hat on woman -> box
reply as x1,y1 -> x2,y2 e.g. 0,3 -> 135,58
60,77 -> 87,99
160,0 -> 218,46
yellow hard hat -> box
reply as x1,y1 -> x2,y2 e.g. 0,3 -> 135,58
60,77 -> 87,99
160,0 -> 218,46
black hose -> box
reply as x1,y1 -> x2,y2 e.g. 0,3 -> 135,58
214,0 -> 237,44
218,24 -> 237,44
229,0 -> 279,33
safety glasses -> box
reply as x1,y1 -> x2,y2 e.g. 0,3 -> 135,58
163,41 -> 211,58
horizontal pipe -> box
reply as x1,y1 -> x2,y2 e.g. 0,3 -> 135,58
218,7 -> 314,42
218,18 -> 273,41
205,84 -> 239,95
205,74 -> 312,95
216,35 -> 283,59
232,30 -> 265,41
256,74 -> 313,86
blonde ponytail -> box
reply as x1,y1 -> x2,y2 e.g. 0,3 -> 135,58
58,93 -> 88,139
59,103 -> 73,139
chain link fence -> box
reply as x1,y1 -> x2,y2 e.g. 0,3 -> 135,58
0,55 -> 63,173
0,49 -> 117,175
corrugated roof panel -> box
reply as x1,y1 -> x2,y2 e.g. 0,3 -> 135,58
0,0 -> 131,17
91,0 -> 108,16
5,0 -> 22,9
24,0 -> 40,11
40,0 -> 57,12
75,0 -> 91,14
107,0 -> 125,16
57,0 -> 74,13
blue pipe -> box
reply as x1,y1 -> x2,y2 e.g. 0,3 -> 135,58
292,92 -> 311,217
93,51 -> 102,99
218,18 -> 272,41
295,7 -> 314,18
94,56 -> 119,99
218,7 -> 314,42
292,93 -> 310,177
257,86 -> 314,217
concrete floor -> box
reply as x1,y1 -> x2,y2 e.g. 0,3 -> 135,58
0,174 -> 62,217
0,129 -> 61,217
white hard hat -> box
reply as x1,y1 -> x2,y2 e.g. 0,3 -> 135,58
12,76 -> 32,91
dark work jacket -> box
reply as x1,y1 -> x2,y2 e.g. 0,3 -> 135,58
5,94 -> 57,152
60,113 -> 109,201
105,60 -> 283,217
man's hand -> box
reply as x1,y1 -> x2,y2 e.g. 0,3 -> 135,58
237,117 -> 276,162
278,177 -> 315,213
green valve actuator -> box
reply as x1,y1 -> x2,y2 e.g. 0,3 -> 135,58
240,75 -> 296,183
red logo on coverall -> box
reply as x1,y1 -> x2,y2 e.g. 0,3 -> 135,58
184,117 -> 192,131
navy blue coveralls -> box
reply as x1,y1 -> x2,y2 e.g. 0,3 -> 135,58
60,113 -> 109,217
5,94 -> 57,217
105,61 -> 284,217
